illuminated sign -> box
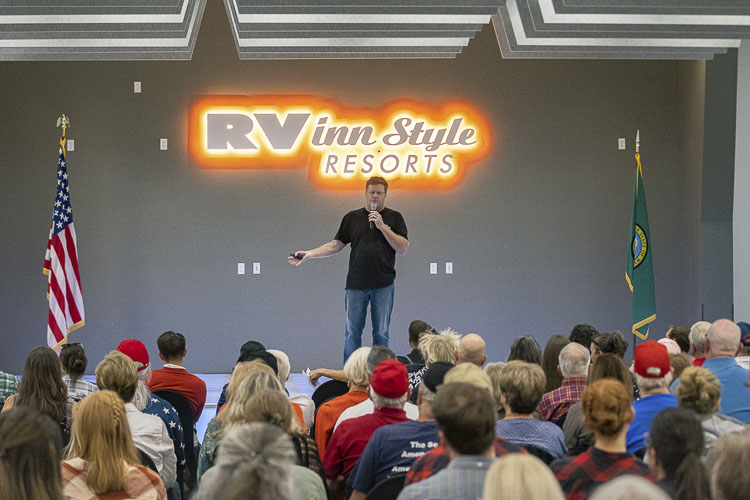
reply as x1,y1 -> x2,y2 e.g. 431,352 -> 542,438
188,96 -> 492,189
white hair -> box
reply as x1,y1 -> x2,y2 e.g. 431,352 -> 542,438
131,365 -> 152,411
267,349 -> 290,383
369,387 -> 408,409
634,372 -> 673,393
690,321 -> 711,351
559,342 -> 590,377
343,347 -> 371,387
419,328 -> 461,365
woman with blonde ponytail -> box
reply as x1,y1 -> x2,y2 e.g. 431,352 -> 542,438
61,390 -> 165,499
648,407 -> 710,500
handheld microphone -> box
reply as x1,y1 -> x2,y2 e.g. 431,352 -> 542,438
370,202 -> 377,229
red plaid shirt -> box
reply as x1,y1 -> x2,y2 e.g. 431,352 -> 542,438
551,447 -> 654,499
404,436 -> 527,486
536,375 -> 587,422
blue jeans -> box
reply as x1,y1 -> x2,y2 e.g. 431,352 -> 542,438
344,284 -> 394,362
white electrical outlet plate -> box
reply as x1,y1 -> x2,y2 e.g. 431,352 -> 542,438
253,262 -> 260,274
618,138 -> 626,150
67,139 -> 75,151
237,263 -> 245,275
446,262 -> 453,274
430,262 -> 437,275
134,81 -> 142,93
160,138 -> 168,150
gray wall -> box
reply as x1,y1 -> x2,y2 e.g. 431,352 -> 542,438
735,42 -> 750,321
678,60 -> 706,324
0,1 -> 718,373
701,50 -> 737,322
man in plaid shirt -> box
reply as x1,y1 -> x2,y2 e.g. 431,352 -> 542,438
537,342 -> 589,422
0,370 -> 18,407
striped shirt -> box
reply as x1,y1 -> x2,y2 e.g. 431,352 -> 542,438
62,373 -> 98,402
0,371 -> 18,407
62,457 -> 166,499
397,456 -> 495,500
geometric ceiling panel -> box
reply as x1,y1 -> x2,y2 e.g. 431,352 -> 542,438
223,0 -> 500,59
1,0 -> 749,61
0,0 -> 206,61
492,0 -> 747,60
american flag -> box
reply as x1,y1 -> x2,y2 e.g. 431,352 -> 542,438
43,138 -> 84,348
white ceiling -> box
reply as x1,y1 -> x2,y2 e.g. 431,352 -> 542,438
1,1 -> 748,61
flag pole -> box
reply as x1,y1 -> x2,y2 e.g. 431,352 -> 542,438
633,129 -> 639,354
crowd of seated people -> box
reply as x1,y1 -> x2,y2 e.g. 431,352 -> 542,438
2,320 -> 750,500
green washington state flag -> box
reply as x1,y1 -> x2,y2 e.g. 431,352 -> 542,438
626,151 -> 656,340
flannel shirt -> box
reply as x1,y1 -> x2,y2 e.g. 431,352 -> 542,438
537,375 -> 587,422
0,371 -> 18,407
404,436 -> 527,486
397,456 -> 495,500
61,457 -> 166,499
550,447 -> 654,500
62,373 -> 98,402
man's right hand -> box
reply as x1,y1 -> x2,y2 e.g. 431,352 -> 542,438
288,251 -> 308,266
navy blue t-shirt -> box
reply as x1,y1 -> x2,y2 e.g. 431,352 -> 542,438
349,420 -> 439,494
334,207 -> 407,290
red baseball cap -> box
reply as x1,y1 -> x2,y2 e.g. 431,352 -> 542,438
116,339 -> 150,371
634,341 -> 670,378
370,359 -> 409,398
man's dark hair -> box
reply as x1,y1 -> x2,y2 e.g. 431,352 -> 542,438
668,326 -> 691,353
569,324 -> 599,351
366,176 -> 388,193
433,382 -> 495,455
408,320 -> 433,346
593,331 -> 628,358
366,346 -> 396,375
157,331 -> 186,360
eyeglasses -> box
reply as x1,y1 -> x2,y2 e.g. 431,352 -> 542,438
60,342 -> 82,349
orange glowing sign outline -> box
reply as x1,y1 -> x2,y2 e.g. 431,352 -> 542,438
188,96 -> 492,190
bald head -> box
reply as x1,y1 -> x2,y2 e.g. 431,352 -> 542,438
706,319 -> 741,358
457,333 -> 487,366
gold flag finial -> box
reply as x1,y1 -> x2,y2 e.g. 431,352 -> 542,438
57,114 -> 70,138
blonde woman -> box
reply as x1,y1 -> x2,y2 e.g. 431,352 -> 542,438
235,390 -> 326,499
61,390 -> 165,499
677,366 -> 746,452
198,370 -> 321,481
483,454 -> 564,500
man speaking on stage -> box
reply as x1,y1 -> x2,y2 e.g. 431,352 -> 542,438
289,176 -> 409,362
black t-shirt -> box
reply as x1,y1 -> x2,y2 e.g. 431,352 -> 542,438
334,207 -> 408,290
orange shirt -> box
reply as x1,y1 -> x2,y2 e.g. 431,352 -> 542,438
291,402 -> 306,433
314,391 -> 368,460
